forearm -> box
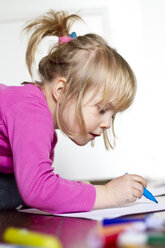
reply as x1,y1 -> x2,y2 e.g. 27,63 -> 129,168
93,185 -> 109,209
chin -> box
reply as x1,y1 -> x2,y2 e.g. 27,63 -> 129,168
70,138 -> 89,146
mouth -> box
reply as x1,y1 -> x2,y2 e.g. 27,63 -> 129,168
89,133 -> 100,139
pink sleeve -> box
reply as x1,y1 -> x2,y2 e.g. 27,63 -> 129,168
5,101 -> 96,213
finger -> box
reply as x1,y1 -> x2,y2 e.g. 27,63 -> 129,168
129,195 -> 137,203
133,188 -> 143,199
131,174 -> 147,188
132,181 -> 144,196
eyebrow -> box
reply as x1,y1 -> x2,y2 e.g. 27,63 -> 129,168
106,102 -> 117,112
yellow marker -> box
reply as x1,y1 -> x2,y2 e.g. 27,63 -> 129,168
3,227 -> 62,248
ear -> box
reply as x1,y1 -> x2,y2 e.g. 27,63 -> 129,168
52,77 -> 66,102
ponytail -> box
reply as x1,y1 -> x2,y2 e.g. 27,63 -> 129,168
24,10 -> 83,77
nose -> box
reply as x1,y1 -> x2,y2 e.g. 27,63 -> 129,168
100,116 -> 111,129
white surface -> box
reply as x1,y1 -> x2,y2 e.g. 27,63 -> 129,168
19,196 -> 165,221
148,184 -> 165,197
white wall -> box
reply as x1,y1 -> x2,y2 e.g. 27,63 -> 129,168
0,0 -> 165,181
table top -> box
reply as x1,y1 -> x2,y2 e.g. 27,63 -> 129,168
1,210 -> 165,248
0,210 -> 98,248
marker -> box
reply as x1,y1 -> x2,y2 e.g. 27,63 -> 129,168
145,214 -> 165,229
143,187 -> 158,203
3,227 -> 62,248
100,222 -> 146,236
103,233 -> 120,247
0,245 -> 36,248
118,231 -> 165,246
102,218 -> 145,226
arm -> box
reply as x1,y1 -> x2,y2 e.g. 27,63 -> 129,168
93,174 -> 147,209
5,101 -> 96,214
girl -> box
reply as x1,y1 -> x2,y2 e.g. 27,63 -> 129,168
0,10 -> 146,213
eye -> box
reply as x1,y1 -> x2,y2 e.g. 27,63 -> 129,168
97,105 -> 107,114
99,108 -> 106,114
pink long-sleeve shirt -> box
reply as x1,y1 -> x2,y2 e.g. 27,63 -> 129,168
0,83 -> 96,213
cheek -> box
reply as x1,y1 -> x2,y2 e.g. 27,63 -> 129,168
83,108 -> 99,129
62,105 -> 81,133
62,108 -> 74,127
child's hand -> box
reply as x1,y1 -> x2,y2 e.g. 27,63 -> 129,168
105,174 -> 147,206
93,174 -> 147,209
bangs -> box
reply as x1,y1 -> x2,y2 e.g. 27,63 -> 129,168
103,66 -> 136,113
86,48 -> 137,113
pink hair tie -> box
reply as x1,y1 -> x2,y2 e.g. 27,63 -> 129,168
59,32 -> 77,44
59,36 -> 73,44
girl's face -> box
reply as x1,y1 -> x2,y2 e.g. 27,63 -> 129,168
61,88 -> 115,146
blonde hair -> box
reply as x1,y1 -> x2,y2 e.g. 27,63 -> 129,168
24,10 -> 137,150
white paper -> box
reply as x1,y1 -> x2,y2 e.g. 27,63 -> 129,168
148,184 -> 165,197
19,196 -> 165,221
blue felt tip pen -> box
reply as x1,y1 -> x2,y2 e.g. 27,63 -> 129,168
143,187 -> 158,203
102,218 -> 145,226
